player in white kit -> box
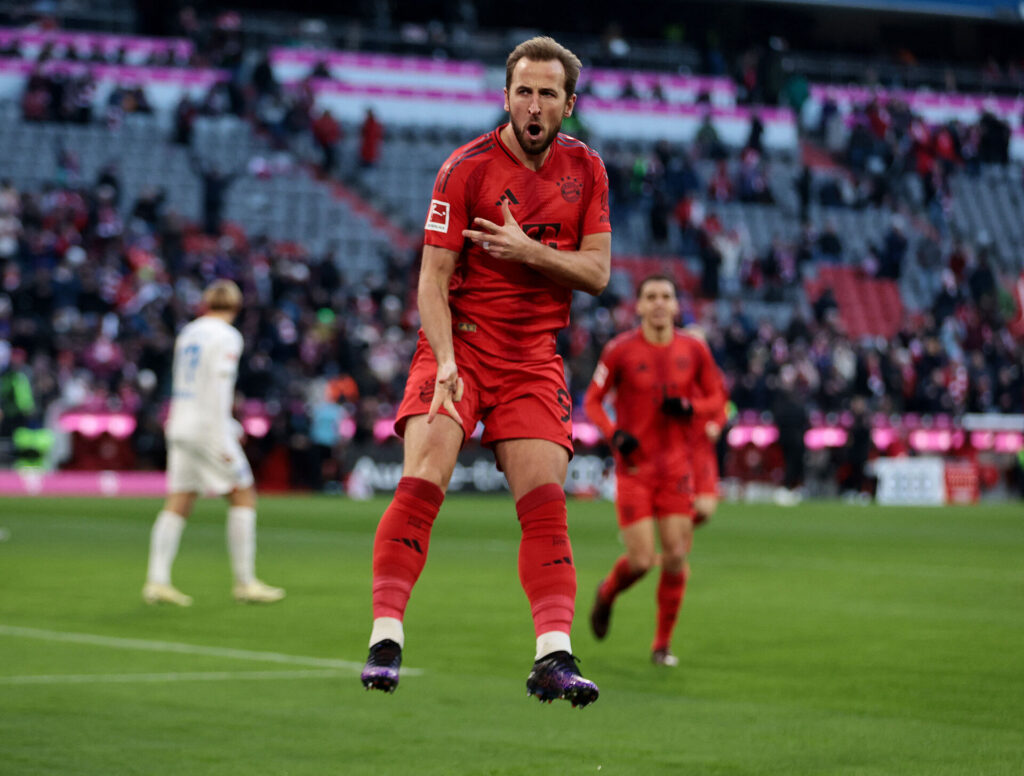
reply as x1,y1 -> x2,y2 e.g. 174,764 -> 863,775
143,279 -> 284,606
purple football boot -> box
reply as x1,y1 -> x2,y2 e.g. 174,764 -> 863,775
526,651 -> 599,708
361,639 -> 402,693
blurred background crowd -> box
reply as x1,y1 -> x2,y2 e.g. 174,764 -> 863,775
1,0 -> 1022,497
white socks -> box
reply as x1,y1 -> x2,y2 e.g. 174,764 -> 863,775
369,617 -> 405,648
227,506 -> 257,585
146,510 -> 186,585
535,631 -> 572,661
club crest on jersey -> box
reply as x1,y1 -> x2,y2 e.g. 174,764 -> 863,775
558,175 -> 582,203
425,199 -> 450,233
418,377 -> 434,403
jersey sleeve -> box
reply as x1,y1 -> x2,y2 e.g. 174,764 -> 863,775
690,342 -> 727,421
582,153 -> 612,236
423,154 -> 472,252
583,340 -> 619,441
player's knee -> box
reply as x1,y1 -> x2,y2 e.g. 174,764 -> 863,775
628,551 -> 656,574
662,548 -> 687,573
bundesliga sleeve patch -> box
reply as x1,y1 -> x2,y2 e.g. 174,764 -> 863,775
425,199 -> 450,233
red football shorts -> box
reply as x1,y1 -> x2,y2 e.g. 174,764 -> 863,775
614,468 -> 694,528
395,333 -> 574,457
691,436 -> 720,497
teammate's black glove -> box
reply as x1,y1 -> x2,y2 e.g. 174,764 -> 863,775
611,429 -> 640,457
661,396 -> 694,418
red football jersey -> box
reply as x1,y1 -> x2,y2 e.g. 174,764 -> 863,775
423,126 -> 611,360
584,329 -> 727,475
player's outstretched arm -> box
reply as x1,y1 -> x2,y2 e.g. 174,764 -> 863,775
418,245 -> 464,426
462,201 -> 610,295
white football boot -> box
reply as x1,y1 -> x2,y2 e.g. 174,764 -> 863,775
142,582 -> 193,607
232,579 -> 286,603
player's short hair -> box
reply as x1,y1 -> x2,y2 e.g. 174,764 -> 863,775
505,36 -> 582,97
636,274 -> 678,298
202,279 -> 243,313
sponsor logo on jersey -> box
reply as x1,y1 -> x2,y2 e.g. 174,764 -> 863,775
425,200 -> 450,233
494,188 -> 519,207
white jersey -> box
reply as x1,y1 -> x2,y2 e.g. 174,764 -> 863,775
165,315 -> 243,445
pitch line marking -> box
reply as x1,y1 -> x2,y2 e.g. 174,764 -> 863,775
0,669 -> 344,685
0,625 -> 422,676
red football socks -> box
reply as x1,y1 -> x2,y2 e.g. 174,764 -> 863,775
371,476 -> 444,620
598,554 -> 648,604
516,484 -> 576,638
652,568 -> 688,652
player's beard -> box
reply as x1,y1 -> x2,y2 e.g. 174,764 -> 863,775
510,114 -> 562,157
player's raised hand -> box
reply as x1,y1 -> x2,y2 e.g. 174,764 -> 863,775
462,200 -> 533,262
427,359 -> 464,426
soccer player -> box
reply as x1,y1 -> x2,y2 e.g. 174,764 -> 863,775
582,276 -> 726,666
360,36 -> 611,707
143,280 -> 284,606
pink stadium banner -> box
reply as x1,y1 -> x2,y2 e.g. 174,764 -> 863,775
0,470 -> 166,496
0,26 -> 193,58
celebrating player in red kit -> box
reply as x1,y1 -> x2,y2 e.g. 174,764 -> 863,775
360,36 -> 611,707
583,276 -> 726,666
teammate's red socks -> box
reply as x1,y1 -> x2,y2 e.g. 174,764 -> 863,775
652,568 -> 688,652
516,484 -> 576,638
598,554 -> 648,604
371,476 -> 444,620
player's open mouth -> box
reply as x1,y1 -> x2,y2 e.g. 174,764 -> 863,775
526,123 -> 543,138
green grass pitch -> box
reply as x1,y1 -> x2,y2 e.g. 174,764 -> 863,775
1,494 -> 1022,775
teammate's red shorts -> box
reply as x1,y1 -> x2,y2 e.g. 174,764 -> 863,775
395,332 -> 574,457
614,468 -> 693,528
691,437 -> 720,497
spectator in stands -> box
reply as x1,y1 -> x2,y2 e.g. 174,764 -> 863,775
877,216 -> 908,279
311,108 -> 342,176
816,219 -> 843,262
695,114 -> 727,160
359,108 -> 383,169
172,93 -> 199,145
708,160 -> 733,202
190,154 -> 242,236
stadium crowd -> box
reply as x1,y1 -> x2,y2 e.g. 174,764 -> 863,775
1,11 -> 1022,492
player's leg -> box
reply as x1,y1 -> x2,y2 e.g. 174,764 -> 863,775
590,512 -> 656,640
362,413 -> 463,692
144,440 -> 197,606
497,438 -> 598,707
650,515 -> 694,666
225,485 -> 284,603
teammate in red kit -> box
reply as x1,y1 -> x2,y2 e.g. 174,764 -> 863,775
360,36 -> 611,707
583,276 -> 726,666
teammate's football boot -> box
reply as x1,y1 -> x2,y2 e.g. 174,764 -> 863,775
232,579 -> 286,603
526,651 -> 599,707
589,586 -> 612,640
651,648 -> 680,667
142,582 -> 193,607
361,639 -> 402,693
